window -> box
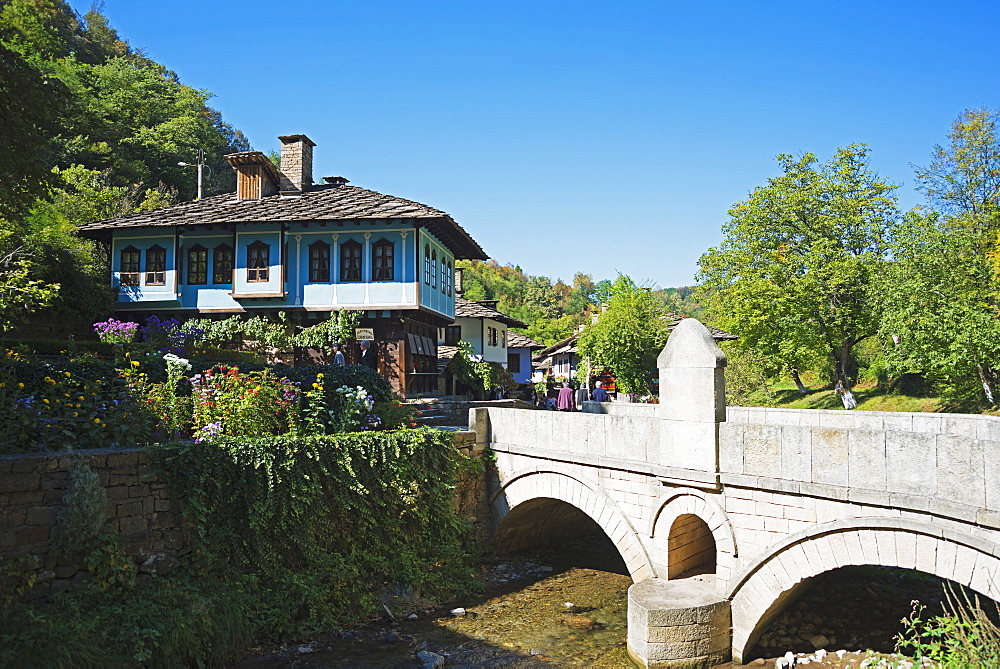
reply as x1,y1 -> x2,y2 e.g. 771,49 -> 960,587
444,326 -> 461,345
247,241 -> 269,282
309,241 -> 330,282
372,238 -> 393,281
488,326 -> 499,347
431,249 -> 437,288
340,239 -> 362,281
439,257 -> 447,292
445,261 -> 452,295
186,245 -> 207,285
145,244 -> 166,285
213,244 -> 233,284
120,246 -> 140,286
507,352 -> 520,371
423,245 -> 431,284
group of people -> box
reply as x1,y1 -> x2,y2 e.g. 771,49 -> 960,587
549,381 -> 609,411
329,341 -> 378,369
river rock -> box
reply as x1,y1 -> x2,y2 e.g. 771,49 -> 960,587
450,607 -> 466,617
808,634 -> 829,649
416,650 -> 444,667
561,614 -> 599,630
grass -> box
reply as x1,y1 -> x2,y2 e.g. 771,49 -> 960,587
762,379 -> 941,413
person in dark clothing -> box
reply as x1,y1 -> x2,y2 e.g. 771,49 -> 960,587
592,381 -> 610,403
359,340 -> 378,370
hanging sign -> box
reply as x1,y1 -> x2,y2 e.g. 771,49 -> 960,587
354,327 -> 375,341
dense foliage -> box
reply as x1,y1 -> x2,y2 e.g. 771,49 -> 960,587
577,275 -> 669,395
1,429 -> 477,665
0,0 -> 249,332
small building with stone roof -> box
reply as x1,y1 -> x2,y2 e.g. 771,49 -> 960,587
78,134 -> 488,396
505,331 -> 545,384
438,296 -> 528,366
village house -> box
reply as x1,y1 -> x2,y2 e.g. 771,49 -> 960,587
77,134 -> 488,395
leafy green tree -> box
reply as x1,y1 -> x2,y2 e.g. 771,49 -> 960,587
697,145 -> 899,408
0,242 -> 59,331
914,108 -> 1000,230
878,209 -> 1000,408
577,275 -> 668,395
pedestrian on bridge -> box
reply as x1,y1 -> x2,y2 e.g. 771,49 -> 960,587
591,381 -> 609,403
556,382 -> 576,411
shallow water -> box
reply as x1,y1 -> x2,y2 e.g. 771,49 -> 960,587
236,535 -> 638,667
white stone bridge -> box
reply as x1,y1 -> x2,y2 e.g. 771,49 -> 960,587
468,319 -> 1000,666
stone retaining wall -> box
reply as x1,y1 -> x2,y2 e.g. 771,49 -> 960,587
0,448 -> 186,599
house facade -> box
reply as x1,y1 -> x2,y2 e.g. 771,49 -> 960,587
78,134 -> 488,395
505,331 -> 544,384
438,297 -> 528,366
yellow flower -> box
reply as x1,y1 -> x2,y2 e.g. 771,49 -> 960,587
73,412 -> 79,417
131,361 -> 140,367
63,371 -> 71,377
42,399 -> 49,404
0,382 -> 5,388
43,376 -> 55,384
93,418 -> 101,424
316,373 -> 324,379
17,383 -> 23,388
77,396 -> 84,401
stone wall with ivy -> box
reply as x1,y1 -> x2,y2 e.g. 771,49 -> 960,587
0,448 -> 187,600
0,430 -> 491,603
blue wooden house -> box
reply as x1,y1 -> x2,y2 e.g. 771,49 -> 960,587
78,134 -> 488,395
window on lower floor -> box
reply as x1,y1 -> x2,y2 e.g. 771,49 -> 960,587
186,245 -> 207,285
145,244 -> 166,285
507,352 -> 520,371
444,325 -> 461,346
120,246 -> 140,286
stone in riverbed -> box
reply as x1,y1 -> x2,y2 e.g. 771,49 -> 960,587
562,614 -> 599,630
809,634 -> 830,649
416,650 -> 444,667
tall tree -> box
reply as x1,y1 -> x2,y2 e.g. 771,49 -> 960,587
913,108 -> 1000,230
878,209 -> 1000,408
697,145 -> 899,408
577,275 -> 668,395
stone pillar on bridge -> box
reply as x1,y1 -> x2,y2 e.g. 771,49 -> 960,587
628,319 -> 733,668
656,318 -> 727,473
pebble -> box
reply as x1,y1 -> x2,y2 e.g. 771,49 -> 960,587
450,607 -> 466,617
407,613 -> 418,620
415,650 -> 444,667
296,646 -> 313,654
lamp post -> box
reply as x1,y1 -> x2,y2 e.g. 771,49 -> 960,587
178,148 -> 205,200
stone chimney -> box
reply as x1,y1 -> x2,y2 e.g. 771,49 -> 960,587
277,134 -> 316,193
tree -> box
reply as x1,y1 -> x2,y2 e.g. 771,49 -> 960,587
697,145 -> 899,408
577,275 -> 668,395
878,209 -> 1000,408
913,108 -> 1000,230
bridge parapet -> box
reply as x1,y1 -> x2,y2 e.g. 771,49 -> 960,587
721,406 -> 1000,530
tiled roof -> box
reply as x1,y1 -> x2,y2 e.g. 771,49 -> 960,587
77,184 -> 488,260
454,297 -> 528,328
506,331 -> 544,349
437,345 -> 458,373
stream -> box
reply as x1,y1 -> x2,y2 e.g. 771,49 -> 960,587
236,532 -> 962,668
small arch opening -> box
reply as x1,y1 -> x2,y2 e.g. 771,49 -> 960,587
667,513 -> 716,578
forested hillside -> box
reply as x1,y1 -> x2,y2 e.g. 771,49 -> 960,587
456,260 -> 703,346
0,0 -> 249,328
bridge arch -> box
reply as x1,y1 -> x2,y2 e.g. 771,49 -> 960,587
650,489 -> 738,585
490,469 -> 655,581
726,517 -> 1000,662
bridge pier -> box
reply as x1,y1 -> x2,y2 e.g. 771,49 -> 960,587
628,577 -> 731,667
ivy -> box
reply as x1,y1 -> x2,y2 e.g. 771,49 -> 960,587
148,428 -> 479,635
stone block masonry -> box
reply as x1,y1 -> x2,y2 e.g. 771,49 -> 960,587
0,448 -> 187,599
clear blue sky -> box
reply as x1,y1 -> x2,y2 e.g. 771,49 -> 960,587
72,0 -> 1000,288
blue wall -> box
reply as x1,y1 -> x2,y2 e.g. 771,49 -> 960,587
111,222 -> 456,318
